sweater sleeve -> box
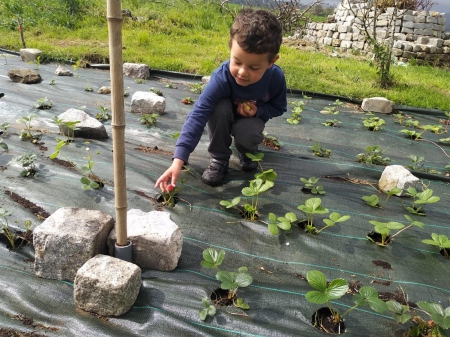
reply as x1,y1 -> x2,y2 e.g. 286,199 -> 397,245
255,66 -> 287,122
173,72 -> 229,163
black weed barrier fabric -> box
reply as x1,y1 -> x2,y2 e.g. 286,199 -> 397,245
0,54 -> 449,337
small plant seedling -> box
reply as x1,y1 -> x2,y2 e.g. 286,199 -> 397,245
8,153 -> 38,177
303,95 -> 312,100
404,187 -> 440,216
149,87 -> 163,96
287,100 -> 304,124
357,145 -> 392,165
306,270 -> 387,333
362,188 -> 402,208
316,212 -> 350,234
0,208 -> 15,249
422,233 -> 450,259
189,82 -> 205,94
95,106 -> 111,122
362,116 -> 385,131
263,212 -> 297,235
80,145 -> 103,190
387,214 -> 425,242
1,122 -> 11,135
387,300 -> 412,324
320,106 -> 340,115
368,220 -> 405,246
297,197 -> 329,234
400,129 -> 424,140
300,177 -> 325,195
416,301 -> 450,333
199,248 -> 252,320
85,85 -> 93,92
0,139 -> 8,151
311,141 -> 331,158
321,119 -> 341,127
34,97 -> 52,109
181,97 -> 194,104
135,78 -> 146,84
52,117 -> 80,143
49,79 -> 56,85
159,184 -> 180,207
165,82 -> 177,89
72,59 -> 82,77
16,114 -> 42,143
405,119 -> 420,128
333,99 -> 344,106
199,297 -> 216,321
406,155 -> 425,171
139,113 -> 159,126
261,131 -> 280,150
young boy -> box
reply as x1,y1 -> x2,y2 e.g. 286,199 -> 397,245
155,8 -> 287,191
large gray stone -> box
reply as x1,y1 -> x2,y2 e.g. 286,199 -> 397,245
379,165 -> 419,196
130,91 -> 165,115
7,68 -> 42,84
19,48 -> 42,62
361,97 -> 394,114
57,108 -> 108,140
55,65 -> 74,76
108,210 -> 182,271
34,207 -> 115,281
74,254 -> 141,316
123,63 -> 150,79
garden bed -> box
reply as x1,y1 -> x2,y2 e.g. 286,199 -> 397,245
0,54 -> 449,336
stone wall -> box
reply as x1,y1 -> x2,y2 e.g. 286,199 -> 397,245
302,0 -> 450,64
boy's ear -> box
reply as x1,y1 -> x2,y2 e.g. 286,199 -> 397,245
268,54 -> 279,68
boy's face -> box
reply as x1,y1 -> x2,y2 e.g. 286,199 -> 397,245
229,39 -> 278,87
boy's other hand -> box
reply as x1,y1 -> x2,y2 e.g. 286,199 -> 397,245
237,102 -> 256,117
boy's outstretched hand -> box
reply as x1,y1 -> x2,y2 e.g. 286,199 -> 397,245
155,158 -> 184,192
237,102 -> 256,117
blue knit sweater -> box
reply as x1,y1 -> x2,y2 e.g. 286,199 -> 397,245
174,60 -> 287,163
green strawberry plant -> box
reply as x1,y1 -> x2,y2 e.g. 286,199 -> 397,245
199,248 -> 253,320
362,116 -> 385,131
422,233 -> 450,259
8,153 -> 38,177
362,188 -> 402,208
0,208 -> 15,249
316,212 -> 351,234
95,105 -> 111,121
52,116 -> 80,143
321,119 -> 341,127
16,114 -> 42,143
287,100 -> 304,124
139,113 -> 159,126
297,198 -> 329,234
262,212 -> 297,235
311,141 -> 331,158
406,155 -> 425,171
357,145 -> 392,165
387,300 -> 412,324
300,176 -> 325,195
34,97 -> 52,109
368,220 -> 405,246
306,270 -> 387,332
404,187 -> 440,216
412,301 -> 450,336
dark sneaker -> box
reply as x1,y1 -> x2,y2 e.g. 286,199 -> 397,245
201,159 -> 229,186
239,153 -> 258,172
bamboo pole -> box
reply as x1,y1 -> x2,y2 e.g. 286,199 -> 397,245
107,0 -> 128,246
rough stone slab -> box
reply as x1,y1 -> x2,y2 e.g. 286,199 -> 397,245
55,65 -> 74,76
98,86 -> 111,94
361,97 -> 394,114
57,108 -> 108,140
74,254 -> 141,316
33,207 -> 115,281
7,68 -> 42,84
123,63 -> 150,79
19,48 -> 42,62
379,165 -> 419,196
107,210 -> 182,271
130,91 -> 165,115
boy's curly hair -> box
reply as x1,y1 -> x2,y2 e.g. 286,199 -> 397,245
229,8 -> 282,63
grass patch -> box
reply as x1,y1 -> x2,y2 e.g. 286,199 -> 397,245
0,0 -> 449,110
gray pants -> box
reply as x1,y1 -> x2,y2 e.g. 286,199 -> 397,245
207,98 -> 265,162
